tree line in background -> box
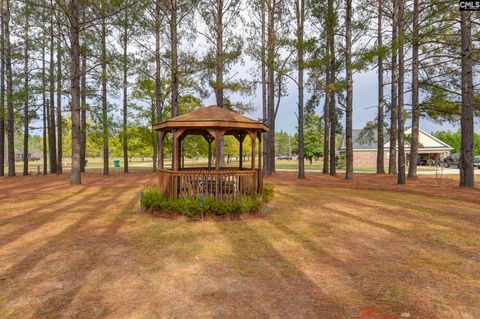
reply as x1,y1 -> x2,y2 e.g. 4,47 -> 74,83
0,0 -> 478,187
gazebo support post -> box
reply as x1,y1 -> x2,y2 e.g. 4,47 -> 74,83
159,131 -> 165,170
235,133 -> 246,170
172,130 -> 179,171
180,134 -> 186,169
257,133 -> 262,170
215,130 -> 222,171
203,134 -> 213,171
209,129 -> 225,200
248,131 -> 256,170
172,128 -> 186,171
258,133 -> 263,192
248,131 -> 257,194
172,129 -> 186,199
208,141 -> 212,170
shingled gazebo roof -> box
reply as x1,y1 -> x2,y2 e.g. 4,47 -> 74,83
153,105 -> 269,132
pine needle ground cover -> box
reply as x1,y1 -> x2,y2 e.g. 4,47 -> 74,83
0,172 -> 478,318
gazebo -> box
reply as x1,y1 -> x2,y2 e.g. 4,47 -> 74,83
154,106 -> 269,200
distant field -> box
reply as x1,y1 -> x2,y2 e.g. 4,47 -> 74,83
4,157 -> 473,175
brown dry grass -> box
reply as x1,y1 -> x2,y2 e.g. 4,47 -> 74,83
0,172 -> 479,319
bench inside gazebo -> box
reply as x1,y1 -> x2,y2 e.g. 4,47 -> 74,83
154,106 -> 269,200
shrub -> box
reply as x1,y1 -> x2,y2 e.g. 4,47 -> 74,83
141,186 -> 273,218
141,187 -> 165,210
239,197 -> 263,213
203,197 -> 239,216
263,183 -> 274,203
168,197 -> 200,218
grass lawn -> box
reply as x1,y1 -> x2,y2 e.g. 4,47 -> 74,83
0,172 -> 479,318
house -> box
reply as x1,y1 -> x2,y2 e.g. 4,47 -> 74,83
339,127 -> 454,167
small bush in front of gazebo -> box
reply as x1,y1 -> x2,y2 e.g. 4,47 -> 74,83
141,184 -> 274,219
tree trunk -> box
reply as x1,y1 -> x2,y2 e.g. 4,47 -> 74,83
170,0 -> 179,117
376,0 -> 385,174
80,8 -> 86,173
215,0 -> 225,166
0,0 -> 4,177
70,0 -> 81,184
101,13 -> 108,175
388,0 -> 398,175
323,34 -> 330,175
42,14 -> 47,175
459,11 -> 475,188
154,0 -> 163,171
152,102 -> 157,172
4,0 -> 14,176
261,0 -> 267,174
49,15 -> 57,174
296,0 -> 305,179
123,0 -> 129,173
323,81 -> 330,174
345,0 -> 353,180
23,1 -> 30,176
215,0 -> 224,108
408,0 -> 420,179
397,0 -> 406,184
328,0 -> 336,176
56,23 -> 62,174
266,0 -> 276,175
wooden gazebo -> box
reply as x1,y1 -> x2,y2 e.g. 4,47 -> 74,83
154,106 -> 269,200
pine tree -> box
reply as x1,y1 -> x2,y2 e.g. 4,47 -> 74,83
459,10 -> 475,188
0,0 -> 4,177
376,0 -> 385,174
407,0 -> 419,179
265,0 -> 276,176
56,19 -> 63,174
23,0 -> 30,176
296,0 -> 306,179
345,0 -> 353,180
327,0 -> 336,176
121,0 -> 130,173
388,0 -> 398,175
3,0 -> 14,176
69,0 -> 82,184
49,8 -> 57,174
397,0 -> 406,184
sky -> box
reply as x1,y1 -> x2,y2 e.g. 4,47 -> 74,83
203,60 -> 480,137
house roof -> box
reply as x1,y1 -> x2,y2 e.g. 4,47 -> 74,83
153,105 -> 269,132
340,127 -> 453,152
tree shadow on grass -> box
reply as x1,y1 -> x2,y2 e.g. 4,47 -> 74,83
320,202 -> 479,261
276,188 -> 478,261
1,190 -> 138,318
265,215 -> 442,319
30,196 -> 139,318
0,186 -> 88,227
0,176 -> 72,199
0,188 -> 99,248
1,189 -> 126,280
200,221 -> 351,319
356,193 -> 480,223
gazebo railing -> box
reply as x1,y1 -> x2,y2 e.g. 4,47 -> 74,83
158,168 -> 262,200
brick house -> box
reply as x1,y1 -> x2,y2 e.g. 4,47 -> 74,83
339,127 -> 453,168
